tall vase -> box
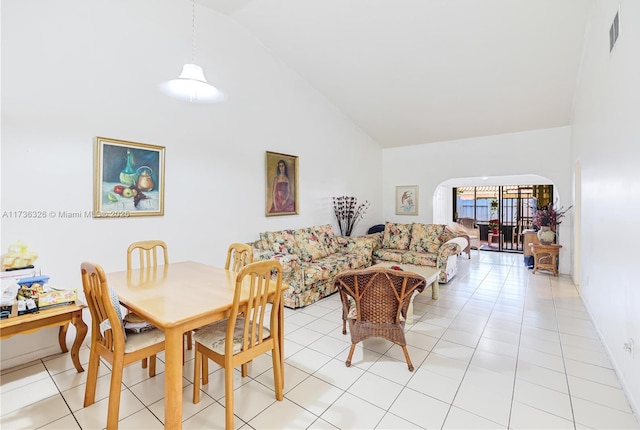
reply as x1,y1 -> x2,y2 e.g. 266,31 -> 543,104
537,226 -> 555,245
119,149 -> 137,186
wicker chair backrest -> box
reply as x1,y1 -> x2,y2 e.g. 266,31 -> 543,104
335,268 -> 426,324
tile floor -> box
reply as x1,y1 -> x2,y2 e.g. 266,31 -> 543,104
2,252 -> 639,429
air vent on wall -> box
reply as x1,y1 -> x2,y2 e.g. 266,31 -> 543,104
609,9 -> 619,52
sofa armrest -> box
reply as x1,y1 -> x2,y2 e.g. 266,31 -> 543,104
440,238 -> 463,258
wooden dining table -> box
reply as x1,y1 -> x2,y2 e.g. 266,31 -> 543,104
106,261 -> 286,430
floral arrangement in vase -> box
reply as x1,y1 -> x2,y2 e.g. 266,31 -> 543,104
331,196 -> 369,236
532,201 -> 572,244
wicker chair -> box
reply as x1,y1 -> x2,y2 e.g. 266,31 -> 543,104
334,267 -> 426,371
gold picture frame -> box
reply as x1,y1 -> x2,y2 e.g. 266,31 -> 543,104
395,185 -> 418,215
94,136 -> 165,218
265,151 -> 299,216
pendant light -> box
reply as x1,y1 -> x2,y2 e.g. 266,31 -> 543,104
160,0 -> 224,103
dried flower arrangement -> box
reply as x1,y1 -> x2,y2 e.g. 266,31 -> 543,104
331,196 -> 370,236
532,201 -> 573,229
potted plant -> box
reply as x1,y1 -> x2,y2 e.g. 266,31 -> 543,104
488,218 -> 500,234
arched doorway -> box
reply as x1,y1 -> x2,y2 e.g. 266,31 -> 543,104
434,174 -> 560,253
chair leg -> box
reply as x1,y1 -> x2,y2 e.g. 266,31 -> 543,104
83,349 -> 101,407
272,343 -> 283,401
186,331 -> 193,350
141,358 -> 148,369
106,356 -> 125,430
346,344 -> 356,367
149,354 -> 156,377
224,366 -> 235,430
193,349 -> 201,404
401,345 -> 415,372
241,363 -> 248,377
342,320 -> 347,335
202,354 -> 209,385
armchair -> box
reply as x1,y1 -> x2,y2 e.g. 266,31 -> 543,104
446,221 -> 480,258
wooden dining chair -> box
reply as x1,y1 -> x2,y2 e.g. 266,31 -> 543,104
335,267 -> 426,371
126,240 -> 191,362
192,260 -> 284,430
224,242 -> 253,271
80,262 -> 165,430
126,240 -> 168,270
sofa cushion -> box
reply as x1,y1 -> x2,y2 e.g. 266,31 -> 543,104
294,227 -> 329,262
401,251 -> 438,267
373,248 -> 405,263
409,223 -> 445,254
260,229 -> 297,254
382,222 -> 412,250
300,261 -> 334,288
316,224 -> 340,254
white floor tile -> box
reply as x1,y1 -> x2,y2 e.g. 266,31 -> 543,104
509,401 -> 574,429
513,379 -> 573,421
248,397 -> 318,429
321,392 -> 387,429
388,388 -> 450,429
347,371 -> 403,409
442,406 -> 507,429
285,375 -> 345,417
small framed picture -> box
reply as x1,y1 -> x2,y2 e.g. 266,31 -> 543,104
265,151 -> 299,216
94,137 -> 165,218
395,185 -> 418,215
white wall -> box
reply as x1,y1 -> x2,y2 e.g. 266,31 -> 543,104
571,0 -> 640,413
0,0 -> 382,366
381,126 -> 573,273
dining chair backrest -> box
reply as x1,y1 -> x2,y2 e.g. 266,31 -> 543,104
229,260 -> 282,354
127,240 -> 168,270
80,262 -> 125,352
224,242 -> 253,272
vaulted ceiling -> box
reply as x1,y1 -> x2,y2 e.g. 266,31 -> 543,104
203,0 -> 591,148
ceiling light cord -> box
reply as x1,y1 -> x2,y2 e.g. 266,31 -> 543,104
191,0 -> 196,64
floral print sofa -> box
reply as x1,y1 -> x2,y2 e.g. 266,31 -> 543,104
373,222 -> 463,283
248,224 -> 382,308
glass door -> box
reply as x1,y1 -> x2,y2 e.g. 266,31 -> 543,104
454,185 -> 551,252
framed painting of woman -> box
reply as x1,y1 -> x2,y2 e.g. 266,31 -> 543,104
265,151 -> 299,216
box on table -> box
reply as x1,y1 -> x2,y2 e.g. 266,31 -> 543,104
37,289 -> 78,308
13,275 -> 77,312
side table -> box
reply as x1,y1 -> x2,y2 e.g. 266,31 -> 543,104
0,304 -> 87,372
529,243 -> 562,276
488,233 -> 503,247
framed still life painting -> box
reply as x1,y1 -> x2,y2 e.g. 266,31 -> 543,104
265,151 -> 299,216
93,136 -> 165,218
395,185 -> 418,215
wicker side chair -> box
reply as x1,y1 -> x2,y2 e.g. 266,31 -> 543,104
334,267 -> 426,371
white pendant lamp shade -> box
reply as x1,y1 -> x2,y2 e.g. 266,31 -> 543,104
161,63 -> 225,103
161,0 -> 224,104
